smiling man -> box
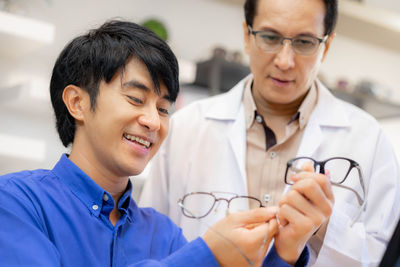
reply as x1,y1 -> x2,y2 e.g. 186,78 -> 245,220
0,20 -> 328,267
140,0 -> 400,266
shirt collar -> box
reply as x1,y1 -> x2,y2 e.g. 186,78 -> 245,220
51,154 -> 134,221
243,78 -> 257,129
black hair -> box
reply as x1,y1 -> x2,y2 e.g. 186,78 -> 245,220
50,20 -> 179,147
244,0 -> 338,36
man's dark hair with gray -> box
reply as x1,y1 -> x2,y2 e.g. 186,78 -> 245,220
244,0 -> 338,35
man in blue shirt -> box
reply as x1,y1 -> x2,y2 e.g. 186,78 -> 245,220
0,20 -> 333,266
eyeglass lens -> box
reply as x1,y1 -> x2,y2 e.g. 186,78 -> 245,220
181,193 -> 262,218
256,31 -> 321,54
286,157 -> 353,184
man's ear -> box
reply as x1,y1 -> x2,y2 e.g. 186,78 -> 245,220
62,85 -> 89,122
321,32 -> 335,62
243,21 -> 251,55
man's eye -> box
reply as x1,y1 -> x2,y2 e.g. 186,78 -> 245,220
260,33 -> 281,44
158,108 -> 169,115
294,37 -> 316,47
128,96 -> 143,104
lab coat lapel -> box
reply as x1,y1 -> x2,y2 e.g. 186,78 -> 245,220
297,80 -> 351,158
205,77 -> 249,192
226,105 -> 247,190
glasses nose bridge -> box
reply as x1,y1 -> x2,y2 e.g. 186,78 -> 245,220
275,36 -> 296,60
215,197 -> 230,205
280,37 -> 294,46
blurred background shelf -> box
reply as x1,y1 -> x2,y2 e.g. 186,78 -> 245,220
331,89 -> 400,120
0,10 -> 55,58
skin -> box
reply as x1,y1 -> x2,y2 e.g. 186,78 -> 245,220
203,207 -> 278,267
63,57 -> 171,225
276,163 -> 334,264
243,0 -> 334,109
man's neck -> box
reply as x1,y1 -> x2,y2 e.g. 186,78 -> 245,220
68,143 -> 129,225
253,90 -> 306,119
251,87 -> 309,142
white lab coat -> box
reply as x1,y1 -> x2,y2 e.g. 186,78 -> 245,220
140,76 -> 400,266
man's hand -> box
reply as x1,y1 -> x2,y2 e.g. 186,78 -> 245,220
275,163 -> 334,264
203,207 -> 278,267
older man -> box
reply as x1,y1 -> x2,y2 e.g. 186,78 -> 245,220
140,0 -> 400,266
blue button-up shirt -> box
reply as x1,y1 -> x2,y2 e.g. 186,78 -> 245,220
0,154 -> 218,266
0,154 -> 307,266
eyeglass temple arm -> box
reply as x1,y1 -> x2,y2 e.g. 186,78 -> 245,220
355,166 -> 367,197
331,183 -> 364,206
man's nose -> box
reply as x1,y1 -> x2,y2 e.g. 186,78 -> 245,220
138,106 -> 161,131
273,41 -> 295,71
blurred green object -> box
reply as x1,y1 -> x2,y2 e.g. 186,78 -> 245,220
141,19 -> 168,42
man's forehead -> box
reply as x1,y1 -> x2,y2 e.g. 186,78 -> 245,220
253,0 -> 326,35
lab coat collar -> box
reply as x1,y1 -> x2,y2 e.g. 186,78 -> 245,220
204,75 -> 250,121
203,76 -> 351,129
312,80 -> 351,128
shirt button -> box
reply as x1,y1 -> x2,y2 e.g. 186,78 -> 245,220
92,204 -> 99,211
103,194 -> 109,201
256,115 -> 263,124
270,152 -> 276,158
264,194 -> 271,203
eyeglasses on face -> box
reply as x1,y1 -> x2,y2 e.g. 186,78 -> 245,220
178,191 -> 264,219
247,25 -> 328,56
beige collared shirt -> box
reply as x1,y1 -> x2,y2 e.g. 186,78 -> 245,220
244,78 -> 318,207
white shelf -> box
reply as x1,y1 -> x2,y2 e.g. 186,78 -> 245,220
0,11 -> 55,58
337,0 -> 400,52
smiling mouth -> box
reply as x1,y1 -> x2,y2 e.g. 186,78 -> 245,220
123,133 -> 152,149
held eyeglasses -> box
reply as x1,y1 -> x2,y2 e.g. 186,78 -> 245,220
178,191 -> 264,219
285,156 -> 367,226
248,25 -> 328,55
178,191 -> 269,266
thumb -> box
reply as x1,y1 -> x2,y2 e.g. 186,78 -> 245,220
232,207 -> 278,224
301,161 -> 314,172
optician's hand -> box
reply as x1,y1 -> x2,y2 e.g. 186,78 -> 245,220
203,207 -> 278,267
275,162 -> 334,265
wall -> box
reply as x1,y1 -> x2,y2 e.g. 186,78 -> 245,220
1,0 -> 399,175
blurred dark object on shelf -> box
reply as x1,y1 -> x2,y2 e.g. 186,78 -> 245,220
330,80 -> 400,120
336,79 -> 350,92
354,80 -> 392,100
190,47 -> 250,96
354,80 -> 375,96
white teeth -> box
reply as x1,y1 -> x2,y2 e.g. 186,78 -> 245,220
124,134 -> 151,148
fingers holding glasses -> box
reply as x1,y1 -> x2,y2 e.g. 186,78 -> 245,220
202,207 -> 278,267
274,164 -> 334,265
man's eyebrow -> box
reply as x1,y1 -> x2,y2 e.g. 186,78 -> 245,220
258,27 -> 318,37
122,80 -> 150,92
163,94 -> 172,103
122,80 -> 172,102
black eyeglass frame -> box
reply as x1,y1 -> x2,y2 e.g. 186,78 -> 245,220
285,156 -> 361,184
178,191 -> 264,219
247,25 -> 328,55
284,156 -> 366,206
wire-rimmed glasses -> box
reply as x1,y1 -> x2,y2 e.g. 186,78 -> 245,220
247,25 -> 328,56
178,191 -> 268,266
284,156 -> 367,226
178,191 -> 264,219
